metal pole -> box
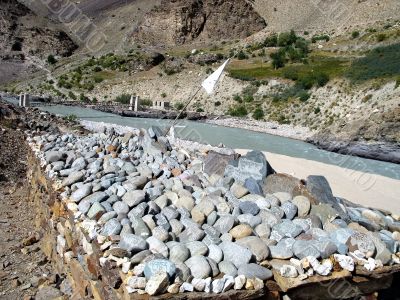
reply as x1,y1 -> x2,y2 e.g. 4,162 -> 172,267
164,86 -> 203,136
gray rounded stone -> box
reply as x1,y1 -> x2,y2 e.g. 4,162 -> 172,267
218,261 -> 238,276
186,241 -> 208,256
239,201 -> 260,216
118,234 -> 147,253
144,259 -> 176,279
237,263 -> 273,280
281,201 -> 298,220
169,244 -> 190,263
185,256 -> 212,279
208,244 -> 223,263
113,201 -> 130,215
219,241 -> 252,268
101,218 -> 122,236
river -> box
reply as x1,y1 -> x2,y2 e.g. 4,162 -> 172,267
4,96 -> 400,180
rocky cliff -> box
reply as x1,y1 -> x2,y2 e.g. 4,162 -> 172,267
133,0 -> 266,46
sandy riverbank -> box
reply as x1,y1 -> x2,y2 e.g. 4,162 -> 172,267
236,149 -> 400,215
206,117 -> 314,141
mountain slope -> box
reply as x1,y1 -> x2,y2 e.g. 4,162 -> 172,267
132,0 -> 266,46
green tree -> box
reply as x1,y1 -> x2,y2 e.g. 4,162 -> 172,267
270,49 -> 286,69
47,54 -> 57,65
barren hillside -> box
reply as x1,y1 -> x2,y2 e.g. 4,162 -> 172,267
253,0 -> 400,34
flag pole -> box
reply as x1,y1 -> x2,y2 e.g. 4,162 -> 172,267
164,85 -> 203,136
164,58 -> 231,137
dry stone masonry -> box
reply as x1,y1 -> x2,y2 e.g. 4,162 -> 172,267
27,124 -> 400,298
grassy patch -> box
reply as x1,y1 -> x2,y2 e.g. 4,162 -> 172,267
229,55 -> 348,81
346,44 -> 400,82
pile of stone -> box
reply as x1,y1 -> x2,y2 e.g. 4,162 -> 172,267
27,125 -> 400,296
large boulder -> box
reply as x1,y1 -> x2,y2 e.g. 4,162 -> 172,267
224,150 -> 274,188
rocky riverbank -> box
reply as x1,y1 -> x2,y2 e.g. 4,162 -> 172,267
25,112 -> 400,298
307,136 -> 400,165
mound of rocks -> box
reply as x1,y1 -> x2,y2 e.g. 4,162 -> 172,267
27,125 -> 400,296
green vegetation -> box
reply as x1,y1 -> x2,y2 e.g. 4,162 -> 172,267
214,101 -> 221,106
346,44 -> 400,82
47,54 -> 57,65
64,114 -> 77,122
351,31 -> 360,39
79,93 -> 90,103
252,107 -> 264,120
269,30 -> 310,69
227,105 -> 248,117
376,33 -> 387,42
115,93 -> 131,104
236,50 -> 249,60
68,91 -> 76,100
175,102 -> 184,110
230,55 -> 345,83
141,99 -> 152,107
161,92 -> 167,98
311,34 -> 330,43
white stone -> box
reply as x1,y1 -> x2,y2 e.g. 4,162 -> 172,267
280,265 -> 298,278
145,272 -> 169,296
191,278 -> 206,292
212,278 -> 226,293
204,277 -> 212,293
122,262 -> 131,273
364,258 -> 376,271
234,275 -> 246,290
223,275 -> 235,292
333,254 -> 354,272
179,282 -> 194,293
127,276 -> 147,289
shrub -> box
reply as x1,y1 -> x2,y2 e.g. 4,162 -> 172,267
233,94 -> 242,102
115,93 -> 131,104
314,107 -> 321,114
93,66 -> 102,72
141,99 -> 152,106
351,31 -> 360,39
93,76 -> 104,83
196,108 -> 204,112
47,54 -> 57,65
64,114 -> 77,122
79,93 -> 90,103
298,90 -> 311,102
252,107 -> 264,120
376,33 -> 387,42
68,91 -> 76,100
304,31 -> 309,35
236,50 -> 249,60
264,34 -> 278,47
278,30 -> 297,47
175,102 -> 184,110
315,72 -> 330,87
270,49 -> 286,69
283,68 -> 299,81
11,41 -> 22,51
228,105 -> 247,117
161,92 -> 167,98
311,34 -> 330,43
214,101 -> 221,106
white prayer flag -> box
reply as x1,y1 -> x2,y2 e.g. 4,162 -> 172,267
201,59 -> 230,95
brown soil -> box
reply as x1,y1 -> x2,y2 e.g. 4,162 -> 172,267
0,113 -> 64,299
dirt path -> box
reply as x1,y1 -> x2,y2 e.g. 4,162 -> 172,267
0,123 -> 65,299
